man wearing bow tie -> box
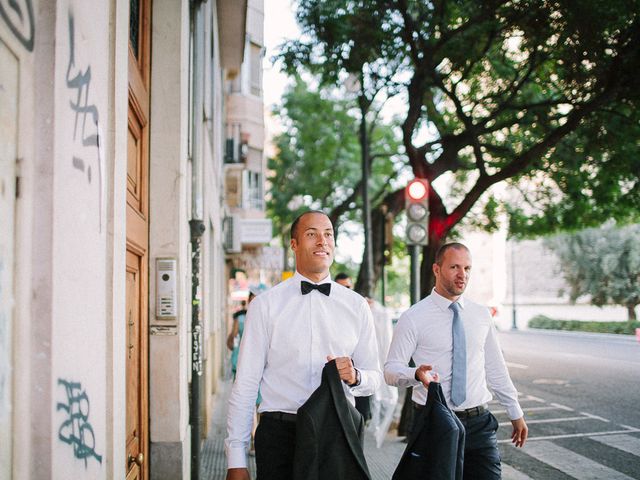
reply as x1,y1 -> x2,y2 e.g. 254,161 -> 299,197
225,211 -> 383,480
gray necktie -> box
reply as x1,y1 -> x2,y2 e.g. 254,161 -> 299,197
450,301 -> 466,406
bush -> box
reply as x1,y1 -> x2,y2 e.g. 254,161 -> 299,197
528,315 -> 640,335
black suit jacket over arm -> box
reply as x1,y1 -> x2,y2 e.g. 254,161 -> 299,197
392,382 -> 465,480
293,360 -> 372,480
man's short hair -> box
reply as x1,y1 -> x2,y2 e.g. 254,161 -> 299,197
434,242 -> 469,265
334,272 -> 351,282
290,210 -> 333,240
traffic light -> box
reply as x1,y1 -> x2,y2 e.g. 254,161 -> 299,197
405,178 -> 429,246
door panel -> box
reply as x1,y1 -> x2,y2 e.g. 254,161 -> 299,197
125,251 -> 141,456
126,0 -> 151,478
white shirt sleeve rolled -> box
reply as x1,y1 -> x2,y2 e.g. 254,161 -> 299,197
484,323 -> 524,420
384,312 -> 421,389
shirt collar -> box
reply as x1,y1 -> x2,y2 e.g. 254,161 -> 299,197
293,270 -> 332,285
431,288 -> 465,311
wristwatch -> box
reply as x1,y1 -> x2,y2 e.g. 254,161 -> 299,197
350,368 -> 361,387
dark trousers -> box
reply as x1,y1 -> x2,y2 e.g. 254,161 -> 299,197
355,395 -> 372,422
254,415 -> 297,480
458,411 -> 501,480
410,409 -> 501,480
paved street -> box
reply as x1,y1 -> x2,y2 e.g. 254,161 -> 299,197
203,329 -> 640,479
497,329 -> 640,479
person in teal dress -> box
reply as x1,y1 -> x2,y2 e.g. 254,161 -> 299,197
228,291 -> 261,405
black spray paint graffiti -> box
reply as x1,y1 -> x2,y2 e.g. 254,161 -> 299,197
66,13 -> 103,232
0,0 -> 34,51
56,378 -> 103,467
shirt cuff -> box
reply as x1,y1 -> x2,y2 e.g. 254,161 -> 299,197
407,366 -> 422,386
506,404 -> 524,421
226,445 -> 248,469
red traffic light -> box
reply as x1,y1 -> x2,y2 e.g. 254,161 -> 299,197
407,179 -> 428,200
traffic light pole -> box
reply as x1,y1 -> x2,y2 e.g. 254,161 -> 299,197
410,244 -> 420,305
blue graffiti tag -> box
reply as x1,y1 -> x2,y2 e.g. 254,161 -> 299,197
0,0 -> 35,51
56,378 -> 103,467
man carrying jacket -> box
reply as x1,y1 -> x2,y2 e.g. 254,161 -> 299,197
385,242 -> 528,479
225,210 -> 382,480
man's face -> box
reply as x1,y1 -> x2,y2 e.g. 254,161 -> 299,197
336,277 -> 353,289
291,213 -> 335,281
433,247 -> 472,300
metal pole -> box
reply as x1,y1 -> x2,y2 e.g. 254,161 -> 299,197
189,220 -> 205,479
511,240 -> 517,330
189,2 -> 205,478
380,209 -> 386,306
410,244 -> 420,305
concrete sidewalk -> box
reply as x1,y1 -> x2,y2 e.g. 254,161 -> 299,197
200,379 -> 406,480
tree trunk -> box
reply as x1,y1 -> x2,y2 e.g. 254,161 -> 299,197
627,304 -> 637,322
419,218 -> 448,299
354,208 -> 386,297
355,190 -> 405,297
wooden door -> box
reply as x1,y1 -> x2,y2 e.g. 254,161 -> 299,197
126,0 -> 151,478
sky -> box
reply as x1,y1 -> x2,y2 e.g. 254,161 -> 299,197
263,0 -> 298,111
262,1 -> 367,263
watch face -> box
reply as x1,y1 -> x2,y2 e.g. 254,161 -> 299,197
408,203 -> 427,221
407,224 -> 427,244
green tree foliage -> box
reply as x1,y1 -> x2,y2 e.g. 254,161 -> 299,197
267,75 -> 403,267
545,223 -> 640,321
278,0 -> 640,295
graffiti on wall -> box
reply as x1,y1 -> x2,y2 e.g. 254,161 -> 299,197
0,0 -> 34,51
66,13 -> 103,232
56,378 -> 103,467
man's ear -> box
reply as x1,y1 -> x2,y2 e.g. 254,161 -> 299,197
290,238 -> 297,252
432,263 -> 439,276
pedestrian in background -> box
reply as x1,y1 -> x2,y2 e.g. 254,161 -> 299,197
227,291 -> 256,379
335,271 -> 373,424
385,242 -> 528,479
225,211 -> 382,480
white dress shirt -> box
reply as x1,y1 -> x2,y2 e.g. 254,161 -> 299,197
225,272 -> 383,469
384,289 -> 523,421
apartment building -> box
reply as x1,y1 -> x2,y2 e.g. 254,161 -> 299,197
0,0 -> 268,478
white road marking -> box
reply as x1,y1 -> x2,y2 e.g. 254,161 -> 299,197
506,361 -> 529,369
522,440 -> 635,479
499,415 -> 606,427
499,428 -> 640,443
549,402 -> 574,411
520,405 -> 574,413
520,394 -> 545,403
590,433 -> 640,456
580,412 -> 611,423
620,424 -> 639,430
532,378 -> 569,385
501,463 -> 535,480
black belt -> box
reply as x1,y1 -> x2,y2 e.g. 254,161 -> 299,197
413,402 -> 487,419
454,404 -> 487,419
261,411 -> 297,423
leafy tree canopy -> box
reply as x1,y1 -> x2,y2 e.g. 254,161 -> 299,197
276,0 -> 640,295
545,223 -> 640,321
267,75 -> 403,256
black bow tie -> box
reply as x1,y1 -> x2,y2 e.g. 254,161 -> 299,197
301,281 -> 331,296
